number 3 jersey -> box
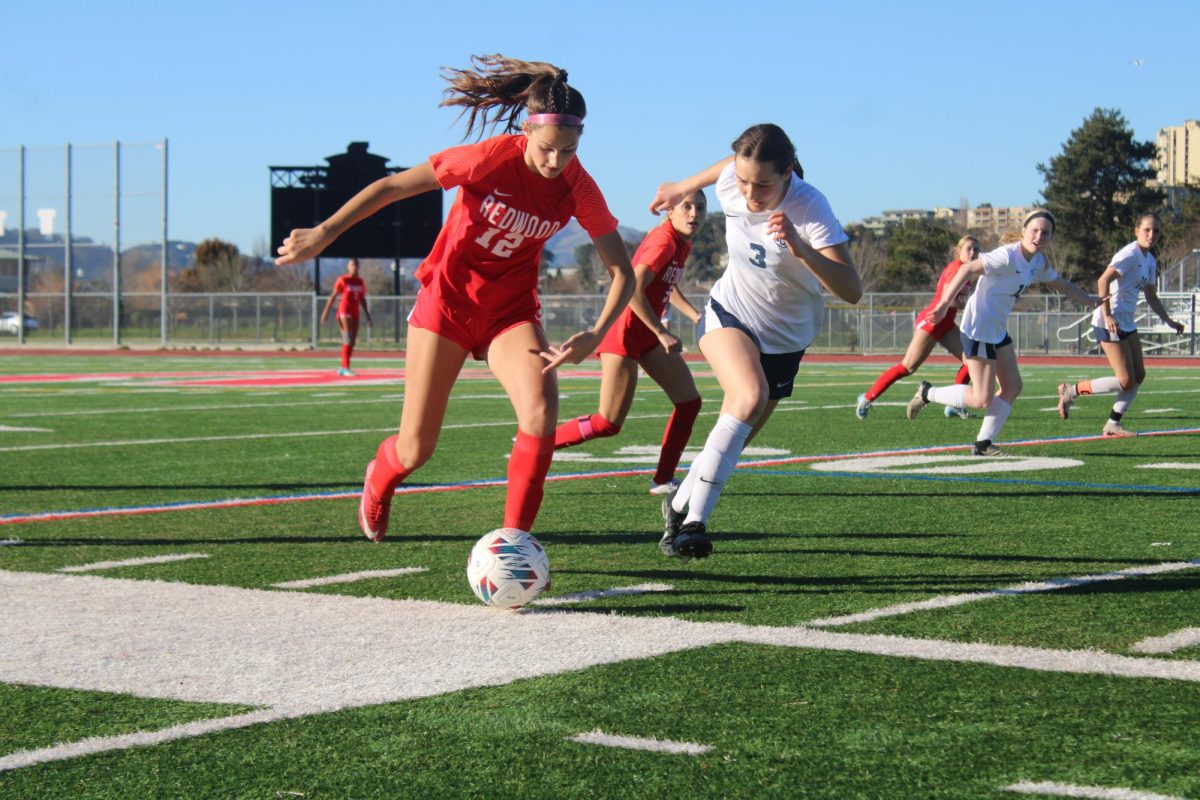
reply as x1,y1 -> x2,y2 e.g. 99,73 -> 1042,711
711,161 -> 848,353
420,134 -> 618,318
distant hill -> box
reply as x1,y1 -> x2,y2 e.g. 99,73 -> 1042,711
544,219 -> 645,266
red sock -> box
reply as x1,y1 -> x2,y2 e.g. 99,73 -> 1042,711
370,435 -> 412,498
954,363 -> 970,385
504,431 -> 556,531
866,363 -> 910,401
341,344 -> 352,369
654,397 -> 701,485
553,413 -> 620,449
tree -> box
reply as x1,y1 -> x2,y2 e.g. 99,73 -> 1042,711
877,219 -> 958,292
1038,108 -> 1163,281
176,238 -> 261,292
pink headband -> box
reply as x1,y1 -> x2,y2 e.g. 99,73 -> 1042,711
526,113 -> 583,127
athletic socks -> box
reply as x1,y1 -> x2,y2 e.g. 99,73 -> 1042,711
370,434 -> 413,499
1075,377 -> 1140,416
674,413 -> 753,527
1113,385 -> 1139,416
341,344 -> 352,370
504,430 -> 556,531
928,383 -> 968,409
553,413 -> 620,449
866,363 -> 911,401
954,363 -> 970,385
976,396 -> 1013,443
653,397 -> 702,485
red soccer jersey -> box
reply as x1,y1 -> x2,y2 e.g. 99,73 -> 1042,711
418,134 -> 618,318
632,220 -> 691,319
334,274 -> 366,316
919,259 -> 970,325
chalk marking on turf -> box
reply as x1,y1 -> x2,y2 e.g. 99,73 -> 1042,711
58,553 -> 211,573
1003,780 -> 1186,799
804,559 -> 1200,628
1138,462 -> 1200,470
1141,408 -> 1179,414
6,427 -> 1200,527
0,424 -> 52,432
0,538 -> 21,546
270,567 -> 429,589
1130,628 -> 1200,655
533,583 -> 674,606
8,569 -> 1200,772
0,709 -> 291,773
2,394 -> 512,419
808,454 -> 1083,475
568,729 -> 711,755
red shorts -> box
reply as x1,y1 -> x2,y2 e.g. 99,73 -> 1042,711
408,290 -> 541,361
337,311 -> 360,322
915,313 -> 957,340
597,318 -> 659,360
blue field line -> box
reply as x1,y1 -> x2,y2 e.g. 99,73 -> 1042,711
743,468 -> 1200,494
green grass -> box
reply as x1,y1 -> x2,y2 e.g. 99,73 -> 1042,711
2,352 -> 1199,797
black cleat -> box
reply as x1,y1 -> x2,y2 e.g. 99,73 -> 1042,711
672,521 -> 712,559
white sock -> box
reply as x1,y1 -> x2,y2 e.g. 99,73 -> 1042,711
678,413 -> 753,526
976,396 -> 1013,442
1088,376 -> 1122,395
928,384 -> 968,408
1113,384 -> 1140,415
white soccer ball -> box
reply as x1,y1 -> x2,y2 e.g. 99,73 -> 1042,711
466,528 -> 551,609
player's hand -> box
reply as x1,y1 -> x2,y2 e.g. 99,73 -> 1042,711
767,212 -> 803,257
276,227 -> 329,265
926,302 -> 950,326
1170,319 -> 1185,334
1104,314 -> 1118,335
649,182 -> 684,215
539,330 -> 600,374
656,329 -> 682,355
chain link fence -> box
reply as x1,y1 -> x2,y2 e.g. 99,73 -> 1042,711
5,290 -> 1199,356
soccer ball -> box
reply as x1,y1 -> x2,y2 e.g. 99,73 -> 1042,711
466,528 -> 551,609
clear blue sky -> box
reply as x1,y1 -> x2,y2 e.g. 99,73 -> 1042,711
2,0 -> 1195,255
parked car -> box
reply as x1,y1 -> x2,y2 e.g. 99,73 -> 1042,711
0,312 -> 38,334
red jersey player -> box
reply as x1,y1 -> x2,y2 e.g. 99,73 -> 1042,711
854,236 -> 978,420
554,190 -> 707,495
276,55 -> 635,542
320,257 -> 372,376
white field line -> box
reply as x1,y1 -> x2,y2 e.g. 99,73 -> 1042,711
533,583 -> 674,606
0,410 -> 707,453
2,394 -> 502,419
1004,780 -> 1186,799
271,567 -> 429,589
0,539 -> 21,546
1138,462 -> 1200,470
568,729 -> 712,756
58,553 -> 210,573
805,559 -> 1200,628
0,424 -> 52,432
1130,628 -> 1200,655
0,709 -> 292,773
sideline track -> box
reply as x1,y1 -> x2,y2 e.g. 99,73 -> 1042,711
3,426 -> 1198,527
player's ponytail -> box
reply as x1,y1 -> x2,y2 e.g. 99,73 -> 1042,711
440,54 -> 587,139
732,123 -> 804,180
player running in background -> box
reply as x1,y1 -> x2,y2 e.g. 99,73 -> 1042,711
277,55 -> 634,542
1056,212 -> 1185,436
649,123 -> 862,559
553,190 -> 707,496
320,257 -> 372,376
855,236 -> 978,421
907,209 -> 1099,455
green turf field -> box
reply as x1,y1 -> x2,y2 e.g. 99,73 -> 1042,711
2,351 -> 1199,799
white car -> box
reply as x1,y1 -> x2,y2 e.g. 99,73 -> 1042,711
0,312 -> 38,334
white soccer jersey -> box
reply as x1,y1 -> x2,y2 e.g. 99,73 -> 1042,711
709,162 -> 849,353
959,242 -> 1058,344
1091,240 -> 1156,332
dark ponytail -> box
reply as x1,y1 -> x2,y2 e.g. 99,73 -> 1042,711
440,54 -> 586,139
731,123 -> 804,180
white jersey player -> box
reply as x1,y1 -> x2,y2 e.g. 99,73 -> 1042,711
1056,212 -> 1184,436
909,209 -> 1100,455
648,123 -> 862,560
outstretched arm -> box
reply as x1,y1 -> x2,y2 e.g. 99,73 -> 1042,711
927,258 -> 985,325
1046,276 -> 1100,308
1144,285 -> 1185,333
276,162 -> 441,265
649,157 -> 733,215
540,230 -> 635,372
